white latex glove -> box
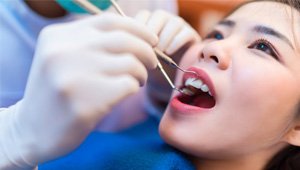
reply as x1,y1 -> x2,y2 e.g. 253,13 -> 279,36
134,10 -> 201,116
135,10 -> 201,55
0,13 -> 158,169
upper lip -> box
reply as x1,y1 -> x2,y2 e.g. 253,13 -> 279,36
182,67 -> 216,98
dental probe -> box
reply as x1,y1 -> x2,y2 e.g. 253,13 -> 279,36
109,0 -> 198,76
152,47 -> 198,75
73,0 -> 192,94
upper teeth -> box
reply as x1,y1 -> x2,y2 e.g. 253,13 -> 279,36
185,77 -> 202,88
200,84 -> 209,92
183,77 -> 212,96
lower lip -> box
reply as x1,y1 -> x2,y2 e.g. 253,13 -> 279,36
170,95 -> 211,115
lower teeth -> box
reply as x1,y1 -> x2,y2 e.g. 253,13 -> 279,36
182,88 -> 195,96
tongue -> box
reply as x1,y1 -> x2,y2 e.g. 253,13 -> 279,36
178,92 -> 216,108
192,94 -> 215,108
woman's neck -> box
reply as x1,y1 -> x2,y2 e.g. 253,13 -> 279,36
192,143 -> 287,170
24,0 -> 67,18
193,157 -> 266,170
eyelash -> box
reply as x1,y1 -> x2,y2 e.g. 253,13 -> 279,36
205,30 -> 224,40
205,31 -> 280,61
248,39 -> 280,60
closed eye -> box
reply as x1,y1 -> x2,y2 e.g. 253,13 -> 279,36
248,39 -> 280,61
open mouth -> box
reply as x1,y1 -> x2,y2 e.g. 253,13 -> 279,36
178,71 -> 216,109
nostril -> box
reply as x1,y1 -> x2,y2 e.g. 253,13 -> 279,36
200,53 -> 204,59
210,56 -> 219,63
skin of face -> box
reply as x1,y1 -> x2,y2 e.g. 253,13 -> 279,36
159,1 -> 300,169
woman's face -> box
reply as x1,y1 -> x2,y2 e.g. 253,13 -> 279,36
160,1 -> 300,159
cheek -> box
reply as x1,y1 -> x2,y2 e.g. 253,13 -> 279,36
232,62 -> 298,115
174,44 -> 202,85
226,61 -> 299,142
178,44 -> 203,69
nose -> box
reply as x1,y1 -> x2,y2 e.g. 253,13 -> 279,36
199,41 -> 231,70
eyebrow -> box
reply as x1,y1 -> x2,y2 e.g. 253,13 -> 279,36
253,26 -> 294,49
217,20 -> 294,49
218,20 -> 236,27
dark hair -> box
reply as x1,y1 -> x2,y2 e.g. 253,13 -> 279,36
261,1 -> 300,169
255,0 -> 300,11
273,0 -> 300,11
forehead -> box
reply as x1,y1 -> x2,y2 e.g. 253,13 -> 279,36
226,1 -> 300,48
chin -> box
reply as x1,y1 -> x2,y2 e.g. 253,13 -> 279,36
159,112 -> 201,157
159,122 -> 205,158
159,110 -> 235,159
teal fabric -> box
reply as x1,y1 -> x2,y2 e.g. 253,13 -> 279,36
55,0 -> 112,13
40,116 -> 195,170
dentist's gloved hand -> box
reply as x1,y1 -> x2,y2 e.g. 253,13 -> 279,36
135,10 -> 201,55
0,13 -> 158,169
135,10 -> 201,115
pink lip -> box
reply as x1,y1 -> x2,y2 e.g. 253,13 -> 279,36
170,96 -> 210,114
170,66 -> 216,114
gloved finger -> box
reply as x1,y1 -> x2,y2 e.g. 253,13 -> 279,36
157,17 -> 184,51
134,10 -> 151,24
96,54 -> 148,86
98,31 -> 158,69
96,74 -> 140,117
65,74 -> 139,125
85,13 -> 158,46
145,10 -> 171,35
166,25 -> 201,55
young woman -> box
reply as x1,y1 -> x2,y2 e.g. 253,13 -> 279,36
159,0 -> 300,169
0,0 -> 196,169
41,0 -> 300,170
2,0 -> 299,169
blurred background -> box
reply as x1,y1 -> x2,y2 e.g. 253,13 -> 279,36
178,0 -> 247,36
114,0 -> 248,37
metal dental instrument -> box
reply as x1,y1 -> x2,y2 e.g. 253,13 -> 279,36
152,47 -> 198,74
73,0 -> 197,94
109,0 -> 198,76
